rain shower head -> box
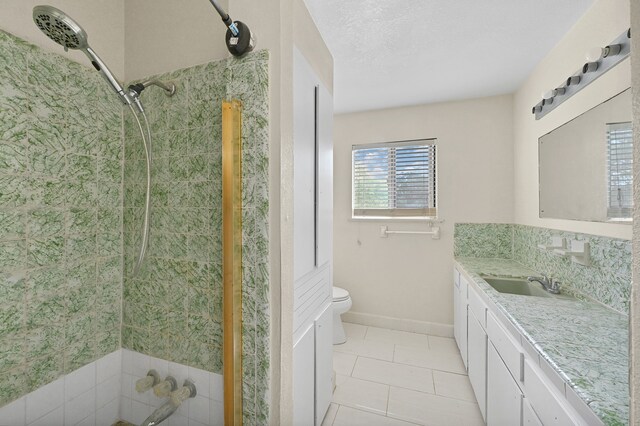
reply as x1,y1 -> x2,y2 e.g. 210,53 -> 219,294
33,5 -> 88,50
33,5 -> 134,108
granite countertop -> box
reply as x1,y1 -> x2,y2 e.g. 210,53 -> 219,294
455,257 -> 628,426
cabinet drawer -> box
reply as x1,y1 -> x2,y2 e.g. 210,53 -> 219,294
487,312 -> 523,384
524,360 -> 581,425
468,285 -> 487,329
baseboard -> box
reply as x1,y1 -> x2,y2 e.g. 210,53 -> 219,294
342,311 -> 454,338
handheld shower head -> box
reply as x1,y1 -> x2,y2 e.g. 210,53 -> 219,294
33,5 -> 134,108
33,5 -> 88,50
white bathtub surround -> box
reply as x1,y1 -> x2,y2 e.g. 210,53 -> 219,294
119,349 -> 224,426
0,350 -> 121,426
0,349 -> 224,426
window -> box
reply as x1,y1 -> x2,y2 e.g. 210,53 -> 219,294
606,122 -> 633,220
352,139 -> 437,218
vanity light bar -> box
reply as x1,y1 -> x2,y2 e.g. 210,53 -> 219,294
532,28 -> 630,120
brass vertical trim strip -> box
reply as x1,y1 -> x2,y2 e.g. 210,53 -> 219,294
222,99 -> 243,426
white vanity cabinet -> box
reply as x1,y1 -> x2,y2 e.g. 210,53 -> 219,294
454,264 -> 596,426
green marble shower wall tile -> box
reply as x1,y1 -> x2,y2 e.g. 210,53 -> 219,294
454,223 -> 631,313
0,30 -> 123,407
122,50 -> 271,423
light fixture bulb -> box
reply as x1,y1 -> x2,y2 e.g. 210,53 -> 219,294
603,44 -> 622,57
586,47 -> 605,62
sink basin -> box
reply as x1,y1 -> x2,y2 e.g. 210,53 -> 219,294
481,276 -> 553,298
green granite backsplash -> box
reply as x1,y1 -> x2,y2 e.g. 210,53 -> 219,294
454,223 -> 631,313
121,51 -> 270,425
0,30 -> 123,405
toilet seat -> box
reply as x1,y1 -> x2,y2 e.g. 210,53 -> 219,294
333,286 -> 350,302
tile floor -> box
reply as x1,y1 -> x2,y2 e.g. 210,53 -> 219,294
322,323 -> 484,426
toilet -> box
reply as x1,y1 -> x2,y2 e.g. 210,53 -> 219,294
332,286 -> 352,344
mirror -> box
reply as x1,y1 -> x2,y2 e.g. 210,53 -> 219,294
539,88 -> 632,222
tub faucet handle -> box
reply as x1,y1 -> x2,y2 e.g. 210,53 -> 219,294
153,376 -> 178,398
136,369 -> 160,393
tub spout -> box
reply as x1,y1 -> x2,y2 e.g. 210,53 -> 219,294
139,380 -> 197,426
139,399 -> 180,426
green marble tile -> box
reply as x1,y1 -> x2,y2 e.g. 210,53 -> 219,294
26,353 -> 63,391
0,239 -> 26,269
0,143 -> 27,174
27,236 -> 65,267
0,334 -> 25,374
28,209 -> 64,237
96,330 -> 119,357
25,325 -> 65,359
26,294 -> 65,329
0,211 -> 25,241
66,285 -> 97,316
187,286 -> 210,320
0,366 -> 26,406
65,313 -> 96,346
67,208 -> 97,235
27,266 -> 64,300
66,181 -> 96,207
63,340 -> 95,373
0,175 -> 27,207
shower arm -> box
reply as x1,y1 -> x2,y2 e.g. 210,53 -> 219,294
208,0 -> 239,35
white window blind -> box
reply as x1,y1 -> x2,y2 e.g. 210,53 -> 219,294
606,122 -> 633,219
352,139 -> 437,217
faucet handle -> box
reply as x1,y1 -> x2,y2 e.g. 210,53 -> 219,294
136,369 -> 160,393
550,278 -> 561,290
153,376 -> 178,398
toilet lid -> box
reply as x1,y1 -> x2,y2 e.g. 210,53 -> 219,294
333,286 -> 350,302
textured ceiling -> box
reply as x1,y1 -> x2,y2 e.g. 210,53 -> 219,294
303,0 -> 596,113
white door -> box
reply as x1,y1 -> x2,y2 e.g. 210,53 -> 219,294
293,325 -> 315,426
314,304 -> 333,425
487,342 -> 522,425
467,309 -> 487,420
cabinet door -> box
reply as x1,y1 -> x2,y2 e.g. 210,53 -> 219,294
467,310 -> 487,420
487,343 -> 522,426
293,325 -> 315,426
316,83 -> 333,268
457,275 -> 468,368
522,399 -> 543,426
523,360 -> 580,425
293,48 -> 318,280
453,274 -> 459,344
314,304 -> 333,425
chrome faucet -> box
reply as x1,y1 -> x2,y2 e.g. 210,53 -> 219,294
527,275 -> 561,294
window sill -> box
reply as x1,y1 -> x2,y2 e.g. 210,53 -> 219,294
350,216 -> 441,222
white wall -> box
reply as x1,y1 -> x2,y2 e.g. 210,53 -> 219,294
1,0 -> 125,78
333,95 -> 514,329
124,0 -> 229,81
513,0 -> 631,239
